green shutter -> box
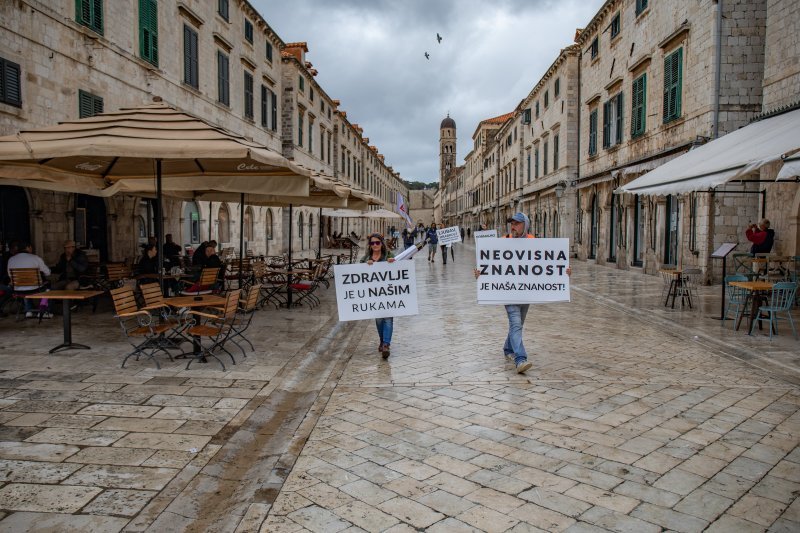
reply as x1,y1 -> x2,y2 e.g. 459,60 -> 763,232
602,101 -> 610,148
78,90 -> 103,118
615,92 -> 624,145
271,90 -> 278,131
76,0 -> 103,34
589,109 -> 597,155
632,74 -> 646,137
664,48 -> 682,123
139,0 -> 158,67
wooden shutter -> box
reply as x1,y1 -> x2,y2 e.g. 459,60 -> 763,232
615,93 -> 624,145
261,85 -> 268,127
92,0 -> 103,33
244,71 -> 253,119
1,59 -> 22,107
602,101 -> 610,148
589,109 -> 597,155
664,48 -> 682,122
217,51 -> 229,105
270,90 -> 278,131
139,0 -> 158,66
632,74 -> 646,136
183,25 -> 198,88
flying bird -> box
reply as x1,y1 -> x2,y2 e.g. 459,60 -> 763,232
424,52 -> 430,60
437,33 -> 442,43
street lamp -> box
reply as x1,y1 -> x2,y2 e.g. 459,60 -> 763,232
555,181 -> 567,198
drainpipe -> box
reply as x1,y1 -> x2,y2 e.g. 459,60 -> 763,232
713,0 -> 723,139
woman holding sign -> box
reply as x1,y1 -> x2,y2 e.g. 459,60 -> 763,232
361,233 -> 396,359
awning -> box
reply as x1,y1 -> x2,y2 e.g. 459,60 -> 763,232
617,108 -> 800,195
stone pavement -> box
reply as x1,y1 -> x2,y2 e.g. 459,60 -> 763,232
0,243 -> 797,532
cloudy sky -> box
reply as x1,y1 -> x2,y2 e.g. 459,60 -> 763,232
253,0 -> 604,184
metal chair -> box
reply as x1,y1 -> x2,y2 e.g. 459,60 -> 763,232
110,286 -> 174,369
659,266 -> 676,303
732,253 -> 758,281
139,282 -> 191,347
748,281 -> 798,340
724,274 -> 750,329
676,267 -> 701,308
227,284 -> 261,357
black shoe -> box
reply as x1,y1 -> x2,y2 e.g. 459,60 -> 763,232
382,345 -> 390,359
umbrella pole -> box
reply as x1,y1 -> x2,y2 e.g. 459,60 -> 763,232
239,193 -> 245,289
156,159 -> 164,293
287,204 -> 293,307
317,207 -> 322,259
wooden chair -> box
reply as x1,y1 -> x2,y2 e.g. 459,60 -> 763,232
225,284 -> 261,357
184,289 -> 241,370
139,282 -> 191,346
110,286 -> 174,369
9,268 -> 47,321
179,267 -> 220,295
97,262 -> 131,292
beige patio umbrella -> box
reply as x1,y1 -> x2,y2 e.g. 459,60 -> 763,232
0,102 -> 310,281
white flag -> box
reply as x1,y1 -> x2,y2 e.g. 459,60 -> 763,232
396,193 -> 413,229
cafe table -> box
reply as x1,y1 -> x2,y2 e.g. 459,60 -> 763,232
728,280 -> 774,332
26,290 -> 104,353
163,295 -> 226,359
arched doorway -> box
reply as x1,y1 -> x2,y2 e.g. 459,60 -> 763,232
218,204 -> 230,244
76,194 -> 108,261
0,186 -> 30,247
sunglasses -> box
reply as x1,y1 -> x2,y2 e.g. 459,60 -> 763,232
369,241 -> 382,245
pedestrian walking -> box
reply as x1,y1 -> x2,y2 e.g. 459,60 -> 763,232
402,228 -> 417,250
426,224 -> 438,262
474,212 -> 571,374
438,223 -> 450,265
361,233 -> 395,359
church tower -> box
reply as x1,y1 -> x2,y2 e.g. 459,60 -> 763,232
439,114 -> 456,186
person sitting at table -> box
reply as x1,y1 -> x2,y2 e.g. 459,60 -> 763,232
136,244 -> 160,285
746,219 -> 775,255
192,241 -> 209,267
7,242 -> 52,319
52,240 -> 89,290
203,244 -> 226,288
163,233 -> 182,268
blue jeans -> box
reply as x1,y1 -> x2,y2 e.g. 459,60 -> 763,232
504,304 -> 530,364
375,317 -> 393,345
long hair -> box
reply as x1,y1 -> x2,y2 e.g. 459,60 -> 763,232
367,233 -> 388,258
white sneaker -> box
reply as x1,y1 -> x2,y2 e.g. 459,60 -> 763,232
40,312 -> 53,319
516,360 -> 532,374
504,352 -> 514,360
25,311 -> 35,318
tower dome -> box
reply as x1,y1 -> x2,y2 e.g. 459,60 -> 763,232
440,115 -> 456,129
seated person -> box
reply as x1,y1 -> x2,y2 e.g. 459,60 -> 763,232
203,244 -> 226,285
746,219 -> 774,255
192,242 -> 209,267
7,242 -> 52,318
52,240 -> 89,290
162,233 -> 183,268
136,244 -> 160,285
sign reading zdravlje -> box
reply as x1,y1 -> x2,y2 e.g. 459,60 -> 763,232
436,226 -> 462,246
334,261 -> 419,321
476,238 -> 570,304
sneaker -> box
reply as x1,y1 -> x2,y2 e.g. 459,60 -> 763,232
516,360 -> 532,374
504,352 -> 514,360
25,311 -> 35,318
40,312 -> 54,319
382,344 -> 390,359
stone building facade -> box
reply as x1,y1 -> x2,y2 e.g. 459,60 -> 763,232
438,0 -> 797,279
0,0 -> 407,265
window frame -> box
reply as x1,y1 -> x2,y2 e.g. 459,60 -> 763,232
266,42 -> 273,62
588,108 -> 598,156
76,0 -> 103,35
610,12 -> 621,39
138,0 -> 159,67
183,24 -> 199,89
217,0 -> 229,21
244,18 -> 253,44
636,0 -> 649,16
0,57 -> 22,108
590,37 -> 599,59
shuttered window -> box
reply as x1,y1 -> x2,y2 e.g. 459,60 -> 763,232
663,48 -> 683,123
78,90 -> 103,118
553,134 -> 560,170
270,90 -> 278,131
183,25 -> 198,89
266,42 -> 273,62
0,57 -> 22,107
588,109 -> 598,156
138,0 -> 158,67
243,71 -> 254,119
217,51 -> 229,105
217,0 -> 229,21
76,0 -> 103,35
631,73 -> 647,137
602,93 -> 624,148
261,85 -> 268,127
244,19 -> 253,44
298,112 -> 303,147
543,141 -> 549,175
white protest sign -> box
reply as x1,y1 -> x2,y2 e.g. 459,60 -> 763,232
334,261 -> 419,321
473,229 -> 498,239
436,226 -> 462,246
476,238 -> 570,304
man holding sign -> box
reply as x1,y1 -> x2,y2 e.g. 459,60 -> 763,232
474,212 -> 571,374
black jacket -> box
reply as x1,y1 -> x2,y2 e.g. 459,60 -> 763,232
53,249 -> 89,281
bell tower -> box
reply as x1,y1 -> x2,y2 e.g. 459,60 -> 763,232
439,114 -> 456,186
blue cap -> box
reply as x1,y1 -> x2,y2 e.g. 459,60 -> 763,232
507,212 -> 528,224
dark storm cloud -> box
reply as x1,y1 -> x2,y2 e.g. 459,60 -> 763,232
253,0 -> 604,182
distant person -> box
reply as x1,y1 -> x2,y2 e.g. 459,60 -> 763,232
402,228 -> 417,250
7,242 -> 52,319
52,240 -> 89,290
360,233 -> 395,359
192,242 -> 209,267
438,223 -> 452,265
746,219 -> 774,255
467,228 -> 471,239
136,243 -> 160,285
